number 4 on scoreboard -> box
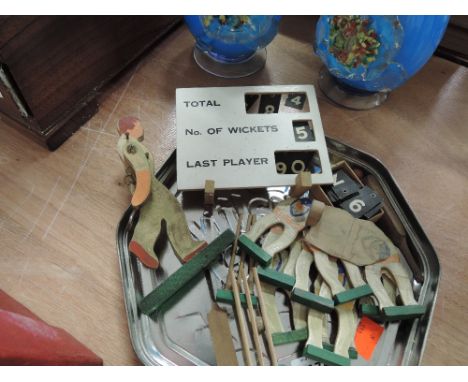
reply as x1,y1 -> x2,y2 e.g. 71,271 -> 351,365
285,93 -> 307,110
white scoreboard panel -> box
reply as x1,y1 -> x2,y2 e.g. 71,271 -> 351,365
176,85 -> 333,190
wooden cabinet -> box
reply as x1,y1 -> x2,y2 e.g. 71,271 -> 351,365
437,16 -> 468,66
0,16 -> 181,150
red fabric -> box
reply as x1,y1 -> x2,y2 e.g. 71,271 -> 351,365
0,289 -> 103,366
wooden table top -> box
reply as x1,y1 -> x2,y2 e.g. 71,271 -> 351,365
0,17 -> 467,365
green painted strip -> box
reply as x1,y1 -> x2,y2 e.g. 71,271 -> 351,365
360,303 -> 381,316
215,289 -> 258,308
271,329 -> 357,360
256,267 -> 296,290
334,284 -> 374,305
238,235 -> 272,267
303,344 -> 351,366
291,288 -> 335,313
139,229 -> 236,316
360,304 -> 386,323
348,347 -> 358,360
382,304 -> 426,321
323,343 -> 358,359
272,328 -> 308,345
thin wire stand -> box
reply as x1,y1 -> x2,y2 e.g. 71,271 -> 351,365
318,66 -> 389,110
193,46 -> 267,78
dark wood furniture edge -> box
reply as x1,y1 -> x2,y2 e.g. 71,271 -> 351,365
435,45 -> 468,67
5,17 -> 183,151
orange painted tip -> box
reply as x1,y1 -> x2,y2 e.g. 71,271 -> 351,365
131,170 -> 151,207
129,241 -> 159,269
181,241 -> 208,263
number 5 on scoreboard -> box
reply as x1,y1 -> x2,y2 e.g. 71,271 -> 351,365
292,120 -> 315,142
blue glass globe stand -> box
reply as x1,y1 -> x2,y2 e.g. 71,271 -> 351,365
318,66 -> 389,110
193,45 -> 267,78
315,16 -> 450,110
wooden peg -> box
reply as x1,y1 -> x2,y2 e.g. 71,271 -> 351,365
239,255 -> 264,365
252,267 -> 278,366
289,171 -> 312,198
204,180 -> 215,206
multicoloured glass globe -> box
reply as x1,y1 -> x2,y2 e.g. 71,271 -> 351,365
185,16 -> 281,63
315,16 -> 450,93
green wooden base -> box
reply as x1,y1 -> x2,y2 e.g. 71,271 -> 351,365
349,347 -> 358,360
272,329 -> 357,359
303,344 -> 351,366
215,289 -> 258,308
291,288 -> 335,313
383,304 -> 426,321
334,284 -> 374,305
139,229 -> 236,316
361,303 -> 426,322
272,328 -> 308,345
256,267 -> 296,291
360,303 -> 382,317
323,343 -> 358,360
238,235 -> 272,267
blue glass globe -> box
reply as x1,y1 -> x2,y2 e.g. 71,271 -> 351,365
315,16 -> 450,93
185,16 -> 281,64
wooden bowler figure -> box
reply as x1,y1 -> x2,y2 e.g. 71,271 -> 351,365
117,116 -> 207,269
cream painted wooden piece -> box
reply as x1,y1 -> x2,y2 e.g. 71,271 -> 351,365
306,280 -> 330,348
327,260 -> 357,358
259,229 -> 285,334
365,254 -> 418,309
252,267 -> 278,366
313,248 -> 346,296
292,248 -> 314,329
117,134 -> 207,268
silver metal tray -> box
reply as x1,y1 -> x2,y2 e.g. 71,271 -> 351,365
116,137 -> 440,366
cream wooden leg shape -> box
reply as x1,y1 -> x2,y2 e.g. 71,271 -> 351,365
260,230 -> 285,334
314,249 -> 346,296
306,281 -> 329,349
382,262 -> 417,306
246,213 -> 282,242
261,283 -> 285,333
343,261 -> 367,288
282,240 -> 302,276
263,226 -> 300,259
314,250 -> 374,305
303,280 -> 351,366
364,264 -> 395,309
246,203 -> 306,256
381,271 -> 397,304
364,254 -> 425,320
328,260 -> 357,359
292,248 -> 314,329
